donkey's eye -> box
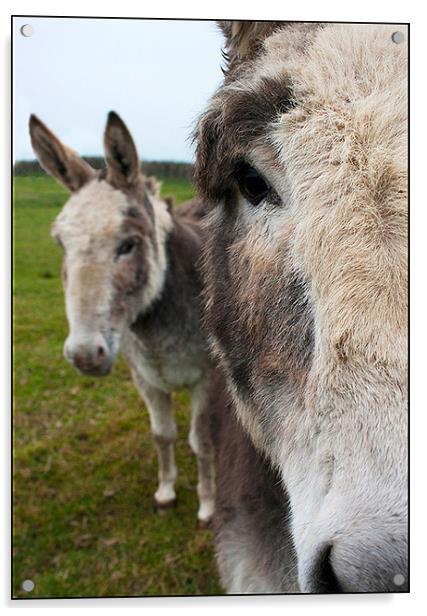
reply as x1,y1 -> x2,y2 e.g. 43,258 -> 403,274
235,163 -> 270,206
117,238 -> 136,257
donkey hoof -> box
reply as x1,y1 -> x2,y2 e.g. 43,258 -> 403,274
154,497 -> 177,511
196,517 -> 212,530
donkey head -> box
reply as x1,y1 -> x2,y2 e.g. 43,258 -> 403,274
29,112 -> 172,376
195,23 -> 408,592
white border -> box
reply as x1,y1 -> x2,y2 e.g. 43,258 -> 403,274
2,0 -> 425,613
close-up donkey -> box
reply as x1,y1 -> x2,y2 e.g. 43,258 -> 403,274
29,112 -> 215,527
195,21 -> 408,593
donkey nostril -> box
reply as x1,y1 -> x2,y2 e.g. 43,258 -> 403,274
310,545 -> 342,593
97,346 -> 106,358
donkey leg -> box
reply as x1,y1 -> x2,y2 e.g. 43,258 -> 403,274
189,378 -> 215,527
132,372 -> 177,508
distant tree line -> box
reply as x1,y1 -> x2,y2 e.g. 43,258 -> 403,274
14,158 -> 194,180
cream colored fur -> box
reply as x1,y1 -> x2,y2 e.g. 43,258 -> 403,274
202,23 -> 407,592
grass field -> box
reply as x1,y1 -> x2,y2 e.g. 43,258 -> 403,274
13,175 -> 223,598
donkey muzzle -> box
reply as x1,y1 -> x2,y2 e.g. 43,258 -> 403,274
299,537 -> 408,593
64,333 -> 113,377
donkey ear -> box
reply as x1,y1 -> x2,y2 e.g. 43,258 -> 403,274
145,175 -> 162,199
29,115 -> 94,192
104,111 -> 140,188
218,20 -> 282,66
164,195 -> 174,213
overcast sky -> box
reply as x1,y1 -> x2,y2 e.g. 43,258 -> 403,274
13,17 -> 224,163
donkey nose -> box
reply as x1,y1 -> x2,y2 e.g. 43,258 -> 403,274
301,545 -> 342,593
301,540 -> 408,593
64,335 -> 112,376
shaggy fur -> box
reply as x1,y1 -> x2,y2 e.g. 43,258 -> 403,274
208,367 -> 298,593
195,22 -> 408,593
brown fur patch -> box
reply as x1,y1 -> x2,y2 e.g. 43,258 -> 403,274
194,76 -> 294,203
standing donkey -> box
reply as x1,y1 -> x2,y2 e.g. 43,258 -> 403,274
194,22 -> 408,592
29,112 -> 214,527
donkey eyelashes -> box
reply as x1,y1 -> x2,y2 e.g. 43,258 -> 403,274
234,162 -> 271,206
116,237 -> 137,258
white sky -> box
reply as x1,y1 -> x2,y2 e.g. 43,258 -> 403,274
13,17 -> 224,163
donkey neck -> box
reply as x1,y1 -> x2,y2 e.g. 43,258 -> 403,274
130,213 -> 204,342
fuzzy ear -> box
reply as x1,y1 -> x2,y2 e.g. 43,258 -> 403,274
104,111 -> 140,188
29,115 -> 94,192
145,175 -> 162,199
217,20 -> 282,67
164,195 -> 174,213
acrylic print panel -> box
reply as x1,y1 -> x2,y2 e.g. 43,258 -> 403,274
12,17 -> 408,599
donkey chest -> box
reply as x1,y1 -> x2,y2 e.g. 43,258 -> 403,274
121,329 -> 207,392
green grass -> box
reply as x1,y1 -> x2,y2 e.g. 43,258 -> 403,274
13,175 -> 223,598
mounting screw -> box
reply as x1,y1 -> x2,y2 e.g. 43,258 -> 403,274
393,573 -> 405,586
391,31 -> 405,44
20,24 -> 34,38
21,579 -> 35,592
